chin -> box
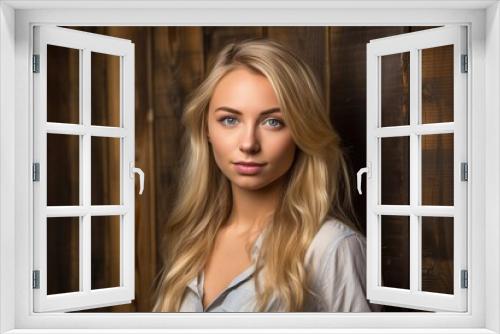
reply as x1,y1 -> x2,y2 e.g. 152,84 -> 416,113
231,177 -> 276,191
234,182 -> 267,191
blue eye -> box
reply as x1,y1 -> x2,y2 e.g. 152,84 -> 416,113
264,118 -> 284,128
219,116 -> 238,127
218,116 -> 284,129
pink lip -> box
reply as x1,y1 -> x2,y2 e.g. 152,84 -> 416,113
233,162 -> 265,175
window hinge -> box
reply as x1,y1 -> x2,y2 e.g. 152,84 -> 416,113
461,269 -> 468,289
33,163 -> 40,182
33,270 -> 40,289
32,55 -> 40,73
461,54 -> 468,73
461,162 -> 468,181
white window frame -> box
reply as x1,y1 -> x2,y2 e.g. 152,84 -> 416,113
365,25 -> 468,312
32,25 -> 136,312
0,1 -> 498,333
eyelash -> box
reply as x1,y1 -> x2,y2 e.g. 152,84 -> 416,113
218,116 -> 284,129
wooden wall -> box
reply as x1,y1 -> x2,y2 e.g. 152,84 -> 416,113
46,26 -> 453,313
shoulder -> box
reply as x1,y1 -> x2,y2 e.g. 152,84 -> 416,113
305,216 -> 366,276
304,217 -> 375,312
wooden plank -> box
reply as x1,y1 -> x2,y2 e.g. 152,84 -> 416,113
266,27 -> 328,107
151,26 -> 205,276
202,27 -> 265,70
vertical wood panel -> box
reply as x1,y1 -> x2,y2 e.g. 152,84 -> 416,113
202,27 -> 265,70
151,27 -> 205,277
266,27 -> 327,103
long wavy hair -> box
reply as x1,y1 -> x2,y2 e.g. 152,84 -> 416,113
152,38 -> 361,312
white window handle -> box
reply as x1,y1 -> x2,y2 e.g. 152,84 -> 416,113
130,162 -> 145,195
356,162 -> 371,195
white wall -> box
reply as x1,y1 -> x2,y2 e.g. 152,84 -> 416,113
0,2 -> 16,333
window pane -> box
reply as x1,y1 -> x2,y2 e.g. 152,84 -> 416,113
421,217 -> 454,294
91,137 -> 121,205
47,217 -> 80,295
91,52 -> 121,127
421,134 -> 454,206
381,52 -> 410,127
381,215 -> 410,289
91,216 -> 121,289
421,45 -> 454,124
47,45 -> 80,124
381,136 -> 410,205
47,134 -> 80,206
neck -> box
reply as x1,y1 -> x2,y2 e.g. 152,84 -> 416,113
227,176 -> 286,234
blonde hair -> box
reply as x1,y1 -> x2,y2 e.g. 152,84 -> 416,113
152,38 -> 360,312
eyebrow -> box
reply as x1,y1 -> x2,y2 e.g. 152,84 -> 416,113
214,106 -> 281,116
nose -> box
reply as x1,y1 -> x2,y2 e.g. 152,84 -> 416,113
239,124 -> 260,154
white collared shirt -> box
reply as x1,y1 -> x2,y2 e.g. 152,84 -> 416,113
179,217 -> 382,312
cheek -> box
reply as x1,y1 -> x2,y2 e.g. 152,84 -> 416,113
208,132 -> 233,164
270,135 -> 296,168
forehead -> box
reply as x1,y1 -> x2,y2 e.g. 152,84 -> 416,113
209,67 -> 280,113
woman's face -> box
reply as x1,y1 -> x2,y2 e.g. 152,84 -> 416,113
207,67 -> 297,191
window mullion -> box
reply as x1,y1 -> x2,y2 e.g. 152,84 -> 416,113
409,48 -> 421,293
81,48 -> 91,293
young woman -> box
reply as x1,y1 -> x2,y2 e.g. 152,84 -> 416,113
152,38 -> 380,312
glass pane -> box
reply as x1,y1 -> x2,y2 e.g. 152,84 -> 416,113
381,136 -> 410,205
91,216 -> 121,289
91,137 -> 121,205
422,217 -> 454,294
47,134 -> 79,206
421,134 -> 454,206
421,45 -> 454,124
91,52 -> 121,127
47,217 -> 80,294
381,215 -> 410,289
47,45 -> 80,124
381,52 -> 410,127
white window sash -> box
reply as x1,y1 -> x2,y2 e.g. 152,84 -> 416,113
32,25 -> 136,312
365,25 -> 468,312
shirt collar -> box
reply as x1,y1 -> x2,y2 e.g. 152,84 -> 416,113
186,226 -> 267,294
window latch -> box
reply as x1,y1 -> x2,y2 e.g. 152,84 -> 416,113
129,162 -> 144,195
356,162 -> 372,195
